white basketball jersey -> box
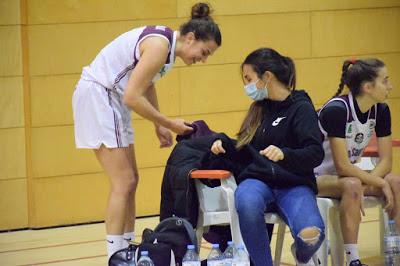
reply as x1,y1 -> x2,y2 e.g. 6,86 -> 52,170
81,26 -> 176,95
315,93 -> 377,176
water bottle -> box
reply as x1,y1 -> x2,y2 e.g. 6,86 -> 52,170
207,243 -> 224,266
222,241 -> 235,266
182,244 -> 201,266
137,251 -> 155,266
384,220 -> 400,266
232,244 -> 250,266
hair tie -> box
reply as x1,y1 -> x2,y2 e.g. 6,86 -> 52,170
350,58 -> 357,64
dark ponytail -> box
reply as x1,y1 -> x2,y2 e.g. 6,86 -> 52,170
333,58 -> 385,98
179,3 -> 222,46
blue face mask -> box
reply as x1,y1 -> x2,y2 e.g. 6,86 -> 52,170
244,79 -> 268,101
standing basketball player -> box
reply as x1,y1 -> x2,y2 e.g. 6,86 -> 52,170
72,2 -> 221,258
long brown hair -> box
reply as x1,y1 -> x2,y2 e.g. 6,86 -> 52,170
236,48 -> 296,149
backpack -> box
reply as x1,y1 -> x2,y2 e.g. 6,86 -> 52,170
109,217 -> 198,266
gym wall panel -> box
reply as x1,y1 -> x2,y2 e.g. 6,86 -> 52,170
0,0 -> 21,25
311,8 -> 400,57
28,19 -> 184,76
0,128 -> 26,180
0,77 -> 24,128
133,119 -> 174,169
206,12 -> 311,66
0,179 -> 28,230
135,167 -> 165,216
387,98 -> 400,139
308,0 -> 400,11
132,69 -> 181,120
0,25 -> 22,76
31,126 -> 102,178
32,173 -> 108,227
30,74 -> 78,127
178,0 -> 400,17
180,64 -> 250,115
28,0 -> 177,24
387,98 -> 400,175
296,52 -> 400,106
184,111 -> 247,139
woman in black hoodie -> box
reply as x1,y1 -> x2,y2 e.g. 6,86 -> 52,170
211,48 -> 325,265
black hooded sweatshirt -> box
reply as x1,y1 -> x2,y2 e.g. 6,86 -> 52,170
207,90 -> 324,193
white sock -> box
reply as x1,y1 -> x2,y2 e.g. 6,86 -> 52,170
122,231 -> 135,248
106,235 -> 124,259
344,244 -> 359,265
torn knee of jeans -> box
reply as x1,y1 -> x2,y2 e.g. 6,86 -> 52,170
297,227 -> 321,246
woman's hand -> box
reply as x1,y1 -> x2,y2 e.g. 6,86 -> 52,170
381,180 -> 394,215
211,139 -> 226,155
259,145 -> 284,162
155,125 -> 173,148
168,119 -> 193,135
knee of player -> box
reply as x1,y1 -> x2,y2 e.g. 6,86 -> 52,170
297,226 -> 323,246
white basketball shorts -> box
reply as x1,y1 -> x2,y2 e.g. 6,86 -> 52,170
72,79 -> 134,149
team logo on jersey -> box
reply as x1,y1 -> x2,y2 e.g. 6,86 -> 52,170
347,124 -> 352,134
272,117 -> 286,126
354,132 -> 364,144
369,120 -> 376,129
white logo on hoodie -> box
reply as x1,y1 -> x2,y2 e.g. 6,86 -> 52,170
272,117 -> 286,126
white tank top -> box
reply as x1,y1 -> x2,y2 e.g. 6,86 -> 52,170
315,93 -> 377,176
81,26 -> 176,95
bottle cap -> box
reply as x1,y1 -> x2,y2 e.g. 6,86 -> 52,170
141,250 -> 149,256
227,241 -> 234,246
187,244 -> 195,249
237,244 -> 245,250
389,220 -> 396,224
212,243 -> 220,248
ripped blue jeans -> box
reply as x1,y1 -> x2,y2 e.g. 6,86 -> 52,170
235,179 -> 325,266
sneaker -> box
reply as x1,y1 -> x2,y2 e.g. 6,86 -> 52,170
290,243 -> 315,266
348,259 -> 368,266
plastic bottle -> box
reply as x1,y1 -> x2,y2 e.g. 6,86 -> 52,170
137,251 -> 155,266
182,244 -> 201,266
384,220 -> 400,266
222,241 -> 235,266
232,244 -> 250,266
207,243 -> 224,266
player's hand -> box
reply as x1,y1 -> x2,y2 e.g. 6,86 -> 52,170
382,180 -> 394,214
168,119 -> 193,135
211,139 -> 226,155
155,125 -> 173,148
259,145 -> 284,162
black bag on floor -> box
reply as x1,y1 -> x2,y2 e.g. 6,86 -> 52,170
109,217 -> 198,266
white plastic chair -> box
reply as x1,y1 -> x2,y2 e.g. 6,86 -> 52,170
190,170 -> 294,266
316,196 -> 387,266
316,134 -> 400,266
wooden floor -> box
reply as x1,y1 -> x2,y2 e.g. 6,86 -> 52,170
0,211 -> 384,266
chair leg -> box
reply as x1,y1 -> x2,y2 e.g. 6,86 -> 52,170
273,223 -> 286,266
195,226 -> 204,250
315,199 -> 332,266
329,208 -> 344,266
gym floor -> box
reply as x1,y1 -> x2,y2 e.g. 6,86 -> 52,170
0,213 -> 384,266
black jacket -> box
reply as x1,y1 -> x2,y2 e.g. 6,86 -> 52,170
214,90 -> 324,193
159,134 -> 220,227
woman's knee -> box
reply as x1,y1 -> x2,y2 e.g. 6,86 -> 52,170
235,186 -> 266,217
339,177 -> 363,198
386,173 -> 400,193
298,226 -> 324,246
110,172 -> 138,195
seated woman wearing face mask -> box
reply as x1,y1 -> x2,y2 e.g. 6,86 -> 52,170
210,48 -> 325,266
